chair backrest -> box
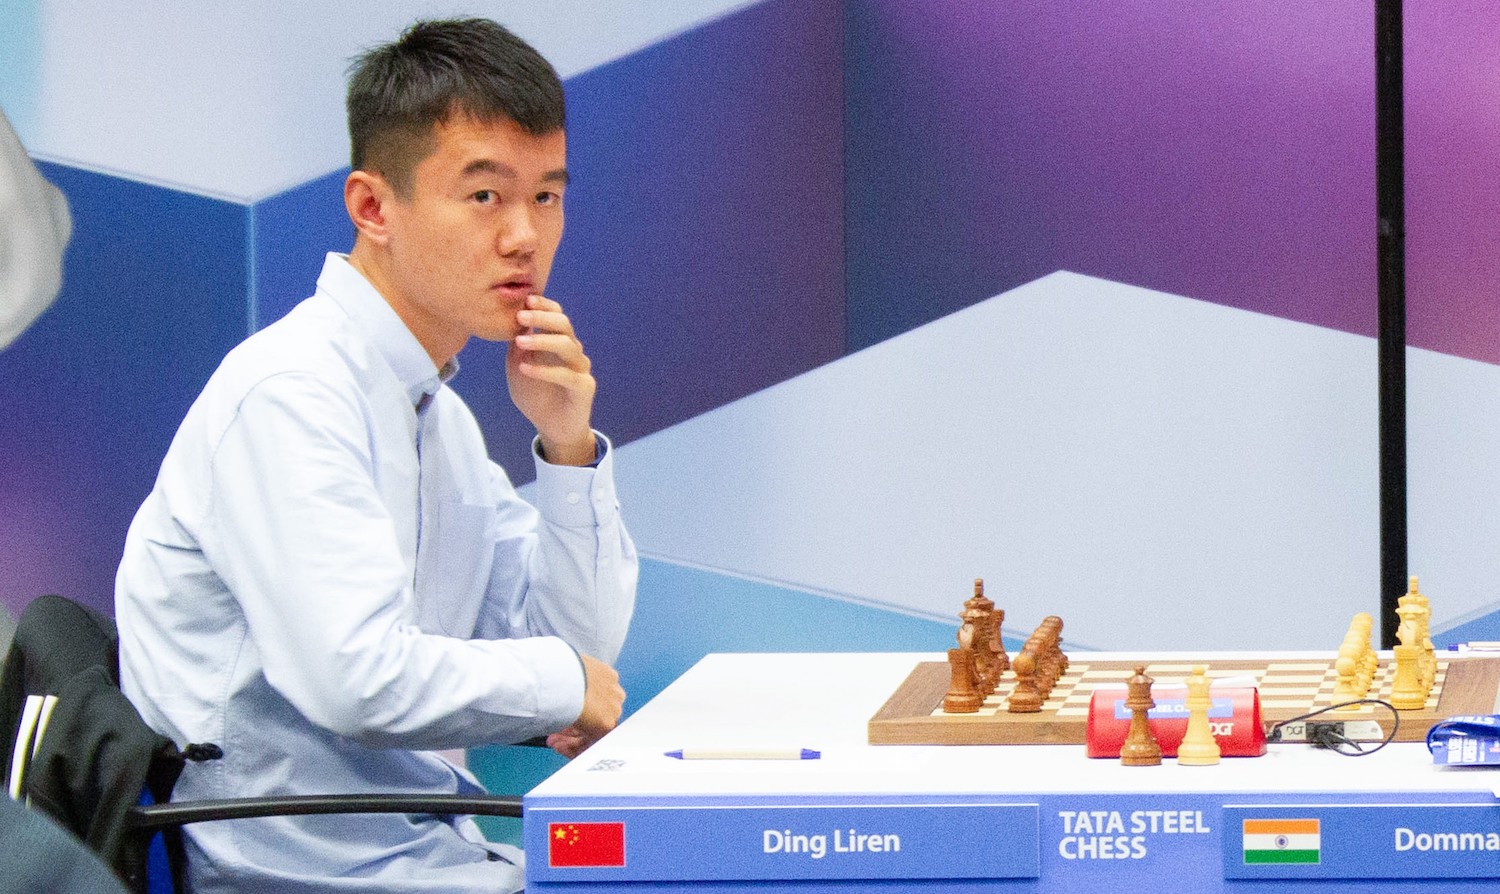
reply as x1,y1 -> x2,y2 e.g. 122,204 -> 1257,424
1,595 -> 190,892
0,793 -> 130,894
0,603 -> 15,663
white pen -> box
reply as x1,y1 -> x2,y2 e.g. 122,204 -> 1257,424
664,748 -> 821,761
1449,642 -> 1500,653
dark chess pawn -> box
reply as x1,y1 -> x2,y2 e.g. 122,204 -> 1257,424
1006,650 -> 1043,713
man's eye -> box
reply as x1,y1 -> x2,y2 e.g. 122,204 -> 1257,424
536,191 -> 560,206
473,190 -> 496,204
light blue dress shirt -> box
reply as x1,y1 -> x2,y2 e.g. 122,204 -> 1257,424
115,253 -> 637,893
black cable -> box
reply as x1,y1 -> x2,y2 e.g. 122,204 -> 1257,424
1266,699 -> 1401,756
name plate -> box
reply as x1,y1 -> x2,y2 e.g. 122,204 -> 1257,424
527,801 -> 1040,882
1225,804 -> 1500,879
1086,686 -> 1266,758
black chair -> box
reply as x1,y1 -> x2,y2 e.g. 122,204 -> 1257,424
1,594 -> 523,894
0,794 -> 130,894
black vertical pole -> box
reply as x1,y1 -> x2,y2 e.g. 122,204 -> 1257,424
1376,0 -> 1405,648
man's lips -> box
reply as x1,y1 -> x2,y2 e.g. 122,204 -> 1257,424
491,278 -> 535,300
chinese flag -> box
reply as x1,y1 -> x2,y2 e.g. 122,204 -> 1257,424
547,822 -> 626,867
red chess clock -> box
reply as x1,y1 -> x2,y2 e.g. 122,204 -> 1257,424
1086,686 -> 1267,758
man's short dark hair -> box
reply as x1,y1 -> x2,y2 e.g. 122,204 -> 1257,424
347,18 -> 566,196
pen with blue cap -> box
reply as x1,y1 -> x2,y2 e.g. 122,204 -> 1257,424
664,748 -> 821,760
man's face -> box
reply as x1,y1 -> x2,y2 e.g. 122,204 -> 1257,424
378,114 -> 567,362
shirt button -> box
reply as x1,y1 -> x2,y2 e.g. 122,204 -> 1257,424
566,492 -> 581,505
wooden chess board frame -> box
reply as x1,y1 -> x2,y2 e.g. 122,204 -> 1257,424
868,656 -> 1500,746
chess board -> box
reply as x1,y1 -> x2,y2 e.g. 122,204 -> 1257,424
868,656 -> 1500,745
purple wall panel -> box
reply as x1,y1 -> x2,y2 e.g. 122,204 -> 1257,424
0,165 -> 247,616
845,0 -> 1376,349
1406,1 -> 1500,364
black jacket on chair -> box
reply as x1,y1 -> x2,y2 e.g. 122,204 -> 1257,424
0,594 -> 192,886
2,594 -> 524,894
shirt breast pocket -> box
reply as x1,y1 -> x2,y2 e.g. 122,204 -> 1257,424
414,497 -> 496,637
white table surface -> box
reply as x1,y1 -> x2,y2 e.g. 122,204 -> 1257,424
529,652 -> 1500,801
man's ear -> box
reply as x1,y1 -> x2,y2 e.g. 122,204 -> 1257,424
346,170 -> 394,244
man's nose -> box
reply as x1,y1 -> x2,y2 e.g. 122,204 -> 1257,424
497,204 -> 538,256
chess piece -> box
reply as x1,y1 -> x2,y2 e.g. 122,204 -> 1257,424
1389,636 -> 1427,712
1020,634 -> 1050,699
1332,654 -> 1360,709
989,606 -> 1008,677
964,579 -> 993,618
1353,612 -> 1378,693
1420,631 -> 1437,692
1400,575 -> 1430,620
1333,612 -> 1374,710
1390,602 -> 1433,708
1035,617 -> 1064,696
1400,576 -> 1436,691
964,579 -> 1008,687
961,582 -> 1002,694
943,647 -> 984,713
1176,666 -> 1221,766
1017,617 -> 1066,701
960,604 -> 995,692
1389,644 -> 1425,710
1006,650 -> 1043,713
1049,616 -> 1069,675
1120,665 -> 1162,767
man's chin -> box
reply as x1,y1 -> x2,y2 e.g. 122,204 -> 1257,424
476,323 -> 526,344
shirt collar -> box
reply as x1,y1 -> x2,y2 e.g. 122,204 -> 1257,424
315,253 -> 459,409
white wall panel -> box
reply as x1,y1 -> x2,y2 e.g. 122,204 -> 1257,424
10,0 -> 761,201
613,272 -> 1384,651
1409,348 -> 1500,632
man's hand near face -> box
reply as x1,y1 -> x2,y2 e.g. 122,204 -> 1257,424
507,293 -> 598,466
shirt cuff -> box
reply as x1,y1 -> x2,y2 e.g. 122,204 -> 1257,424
531,432 -> 619,528
533,433 -> 603,468
522,636 -> 588,734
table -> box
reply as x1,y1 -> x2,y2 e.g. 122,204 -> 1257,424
523,652 -> 1500,892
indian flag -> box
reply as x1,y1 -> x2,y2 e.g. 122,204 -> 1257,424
1242,818 -> 1320,864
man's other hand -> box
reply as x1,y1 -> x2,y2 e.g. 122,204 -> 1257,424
547,653 -> 624,758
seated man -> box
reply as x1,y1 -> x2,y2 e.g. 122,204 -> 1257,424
114,19 -> 637,894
